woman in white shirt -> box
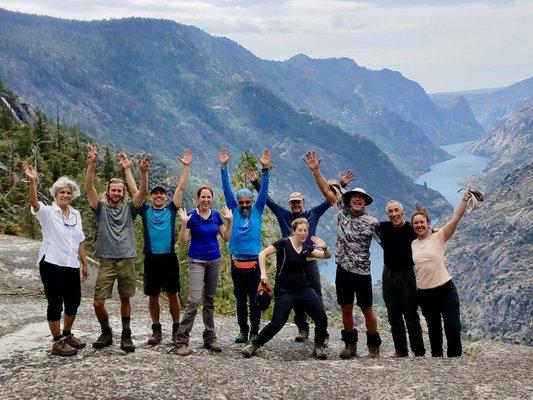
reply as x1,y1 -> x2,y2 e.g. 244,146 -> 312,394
411,189 -> 473,357
23,161 -> 89,357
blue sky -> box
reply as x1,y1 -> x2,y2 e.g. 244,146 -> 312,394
1,0 -> 531,92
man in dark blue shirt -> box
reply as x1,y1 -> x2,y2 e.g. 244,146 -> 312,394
246,159 -> 353,342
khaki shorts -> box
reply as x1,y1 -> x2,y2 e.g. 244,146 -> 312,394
94,258 -> 136,299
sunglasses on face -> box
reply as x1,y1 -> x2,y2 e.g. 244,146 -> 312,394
290,201 -> 302,205
238,200 -> 252,205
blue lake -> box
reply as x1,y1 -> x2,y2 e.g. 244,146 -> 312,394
320,141 -> 490,283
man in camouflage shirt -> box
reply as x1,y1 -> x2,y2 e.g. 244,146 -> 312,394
305,151 -> 382,359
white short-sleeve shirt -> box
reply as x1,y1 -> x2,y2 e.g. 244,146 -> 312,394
31,201 -> 85,268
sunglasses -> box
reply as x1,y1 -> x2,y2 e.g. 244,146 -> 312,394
238,200 -> 252,205
62,213 -> 78,228
290,200 -> 302,205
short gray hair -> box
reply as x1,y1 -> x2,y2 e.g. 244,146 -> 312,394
385,200 -> 403,212
50,176 -> 81,199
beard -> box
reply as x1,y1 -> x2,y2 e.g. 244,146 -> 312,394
239,207 -> 251,217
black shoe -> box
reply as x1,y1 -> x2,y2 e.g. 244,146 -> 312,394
92,330 -> 113,349
120,333 -> 136,353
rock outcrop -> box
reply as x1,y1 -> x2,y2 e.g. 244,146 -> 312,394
0,234 -> 532,399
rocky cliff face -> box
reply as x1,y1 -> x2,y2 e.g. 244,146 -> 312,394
446,163 -> 533,345
469,99 -> 533,189
0,93 -> 34,124
0,234 -> 532,400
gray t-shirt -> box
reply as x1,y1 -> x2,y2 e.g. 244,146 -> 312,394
94,201 -> 136,259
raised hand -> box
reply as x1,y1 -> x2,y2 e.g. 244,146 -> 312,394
220,148 -> 231,166
86,146 -> 98,165
220,205 -> 233,221
178,148 -> 192,166
139,154 -> 150,172
245,169 -> 259,182
22,161 -> 37,181
311,235 -> 327,250
118,152 -> 133,170
178,207 -> 191,224
303,150 -> 321,171
341,170 -> 356,187
259,149 -> 271,169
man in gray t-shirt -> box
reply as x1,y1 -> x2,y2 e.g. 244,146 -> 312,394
85,147 -> 147,352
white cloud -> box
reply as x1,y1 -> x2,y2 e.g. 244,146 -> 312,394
0,0 -> 531,91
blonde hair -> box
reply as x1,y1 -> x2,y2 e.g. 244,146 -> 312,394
50,176 -> 80,199
291,218 -> 309,231
411,204 -> 430,224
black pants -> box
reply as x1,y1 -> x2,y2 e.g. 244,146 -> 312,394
255,287 -> 328,346
231,262 -> 261,334
39,258 -> 81,322
382,267 -> 425,356
417,280 -> 462,357
294,260 -> 323,332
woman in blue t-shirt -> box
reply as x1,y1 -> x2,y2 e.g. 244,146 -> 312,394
173,186 -> 232,356
242,218 -> 331,360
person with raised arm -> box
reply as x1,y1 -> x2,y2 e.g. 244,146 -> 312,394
242,218 -> 331,359
303,150 -> 382,358
245,167 -> 354,342
173,185 -> 233,356
126,150 -> 191,345
411,189 -> 474,357
220,147 -> 270,343
85,146 -> 147,353
23,161 -> 88,356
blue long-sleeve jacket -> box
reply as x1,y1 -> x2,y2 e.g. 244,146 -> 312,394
221,166 -> 269,258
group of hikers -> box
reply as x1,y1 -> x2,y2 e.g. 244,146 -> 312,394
23,146 -> 475,360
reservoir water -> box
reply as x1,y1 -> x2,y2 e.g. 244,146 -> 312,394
321,141 -> 490,283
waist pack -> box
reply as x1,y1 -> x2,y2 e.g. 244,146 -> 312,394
232,260 -> 257,270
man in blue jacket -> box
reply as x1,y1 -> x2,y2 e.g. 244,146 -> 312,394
220,147 -> 271,343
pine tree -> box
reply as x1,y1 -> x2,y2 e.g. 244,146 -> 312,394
103,147 -> 115,180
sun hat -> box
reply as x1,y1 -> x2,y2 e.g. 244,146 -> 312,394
327,179 -> 345,200
256,281 -> 273,311
342,187 -> 373,205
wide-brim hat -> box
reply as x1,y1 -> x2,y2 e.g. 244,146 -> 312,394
149,185 -> 167,195
342,187 -> 373,205
327,179 -> 345,200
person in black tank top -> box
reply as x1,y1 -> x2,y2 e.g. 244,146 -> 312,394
241,218 -> 331,360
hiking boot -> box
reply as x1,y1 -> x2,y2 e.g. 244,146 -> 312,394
120,333 -> 136,353
147,331 -> 162,345
367,346 -> 380,358
392,351 -> 408,358
235,332 -> 248,343
51,338 -> 78,357
63,334 -> 86,349
242,343 -> 258,358
249,333 -> 259,343
174,345 -> 191,357
92,330 -> 113,349
204,339 -> 222,352
313,344 -> 327,360
295,330 -> 309,342
339,343 -> 357,359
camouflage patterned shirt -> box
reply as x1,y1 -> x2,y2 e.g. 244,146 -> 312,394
335,202 -> 379,275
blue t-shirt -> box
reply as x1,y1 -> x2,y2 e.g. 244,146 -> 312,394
187,209 -> 224,261
251,180 -> 331,247
137,202 -> 177,254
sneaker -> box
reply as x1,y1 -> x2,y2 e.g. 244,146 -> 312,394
51,338 -> 78,357
63,334 -> 86,349
339,343 -> 357,359
249,333 -> 259,343
235,332 -> 248,343
313,344 -> 327,360
295,330 -> 309,342
242,343 -> 258,358
204,339 -> 222,352
174,345 -> 191,357
120,334 -> 136,353
92,330 -> 113,349
367,346 -> 380,358
147,331 -> 162,345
